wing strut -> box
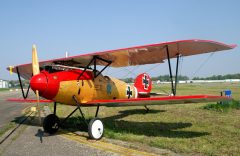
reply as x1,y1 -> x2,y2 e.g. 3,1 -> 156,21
77,56 -> 112,80
175,54 -> 180,95
166,45 -> 181,96
16,67 -> 31,99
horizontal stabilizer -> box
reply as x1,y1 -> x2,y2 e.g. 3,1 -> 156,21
150,92 -> 170,96
7,98 -> 52,103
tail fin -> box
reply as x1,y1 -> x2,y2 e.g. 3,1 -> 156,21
134,73 -> 152,98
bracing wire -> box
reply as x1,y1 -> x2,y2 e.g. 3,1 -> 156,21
108,65 -> 141,87
106,68 -> 127,76
105,65 -> 110,74
121,65 -> 140,79
191,52 -> 214,78
143,63 -> 161,74
179,55 -> 184,77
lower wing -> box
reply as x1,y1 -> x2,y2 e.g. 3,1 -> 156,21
85,95 -> 231,107
6,95 -> 230,107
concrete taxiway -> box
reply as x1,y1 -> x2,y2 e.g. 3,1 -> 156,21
0,90 -> 178,156
0,90 -> 34,129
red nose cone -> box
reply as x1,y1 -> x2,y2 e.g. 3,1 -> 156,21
30,73 -> 47,95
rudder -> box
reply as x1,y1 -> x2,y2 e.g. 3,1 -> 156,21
134,73 -> 152,98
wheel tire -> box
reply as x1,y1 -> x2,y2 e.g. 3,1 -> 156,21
88,118 -> 104,140
43,114 -> 60,134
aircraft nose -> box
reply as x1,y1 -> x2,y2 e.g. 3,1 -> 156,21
30,73 -> 47,95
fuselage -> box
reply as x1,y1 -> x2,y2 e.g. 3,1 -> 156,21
30,69 -> 137,105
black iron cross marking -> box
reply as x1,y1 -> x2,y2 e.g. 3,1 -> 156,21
142,74 -> 149,90
126,86 -> 132,99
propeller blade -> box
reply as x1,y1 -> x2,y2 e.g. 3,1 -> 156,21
36,90 -> 41,124
32,44 -> 41,124
32,44 -> 40,76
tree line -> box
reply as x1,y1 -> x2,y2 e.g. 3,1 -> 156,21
192,73 -> 240,80
121,73 -> 240,83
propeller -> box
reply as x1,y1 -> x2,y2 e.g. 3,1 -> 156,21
32,44 -> 41,125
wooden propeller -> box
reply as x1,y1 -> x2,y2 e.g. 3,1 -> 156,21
32,45 -> 41,125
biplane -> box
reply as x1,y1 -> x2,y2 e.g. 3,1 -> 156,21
7,39 -> 236,140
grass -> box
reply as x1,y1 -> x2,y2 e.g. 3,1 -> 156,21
0,88 -> 9,92
49,82 -> 240,155
0,123 -> 16,137
204,100 -> 240,112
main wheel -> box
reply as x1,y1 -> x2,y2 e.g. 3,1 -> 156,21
43,114 -> 60,134
88,118 -> 104,140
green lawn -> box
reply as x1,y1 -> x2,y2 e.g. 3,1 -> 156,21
0,122 -> 16,137
49,83 -> 240,155
0,88 -> 9,92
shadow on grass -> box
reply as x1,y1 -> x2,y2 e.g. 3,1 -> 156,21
11,108 -> 209,139
102,109 -> 209,138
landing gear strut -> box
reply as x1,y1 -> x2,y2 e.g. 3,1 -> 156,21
144,105 -> 150,113
43,97 -> 104,140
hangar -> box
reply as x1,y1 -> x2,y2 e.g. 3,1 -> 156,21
0,79 -> 9,88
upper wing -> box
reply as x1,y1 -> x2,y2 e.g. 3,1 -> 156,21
84,95 -> 231,107
7,39 -> 236,79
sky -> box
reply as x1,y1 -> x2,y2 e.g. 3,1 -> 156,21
0,0 -> 239,80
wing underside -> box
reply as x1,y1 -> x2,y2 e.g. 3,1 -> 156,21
7,39 -> 236,79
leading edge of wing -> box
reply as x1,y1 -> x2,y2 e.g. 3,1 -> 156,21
84,95 -> 231,107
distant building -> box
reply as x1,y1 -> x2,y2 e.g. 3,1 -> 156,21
225,79 -> 240,83
155,79 -> 240,84
0,79 -> 9,88
187,79 -> 240,83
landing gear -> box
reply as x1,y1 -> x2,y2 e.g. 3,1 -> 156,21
43,114 -> 60,134
49,96 -> 104,140
88,118 -> 104,140
144,105 -> 150,113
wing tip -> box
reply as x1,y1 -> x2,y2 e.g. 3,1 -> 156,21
229,44 -> 237,49
190,39 -> 237,49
